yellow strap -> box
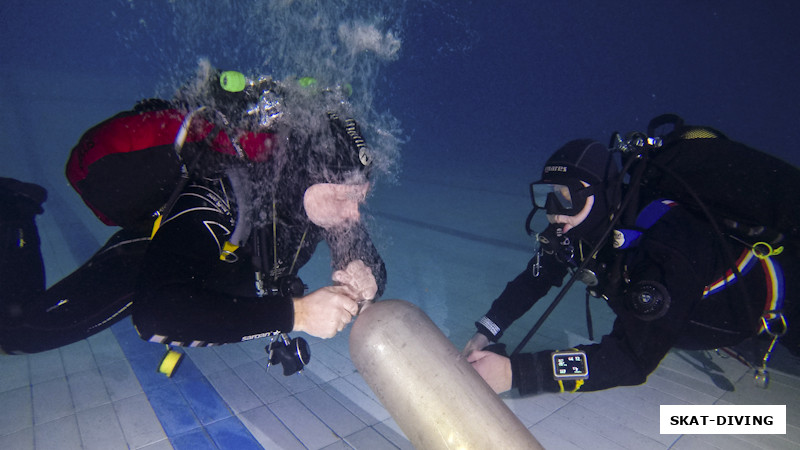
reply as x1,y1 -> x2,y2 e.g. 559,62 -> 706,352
150,214 -> 163,239
557,379 -> 585,393
681,128 -> 720,139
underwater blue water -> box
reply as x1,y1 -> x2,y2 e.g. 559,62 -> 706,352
4,1 -> 800,169
2,1 -> 800,448
4,1 -> 800,183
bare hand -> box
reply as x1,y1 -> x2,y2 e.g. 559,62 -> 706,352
461,332 -> 490,357
292,286 -> 359,338
332,259 -> 378,302
467,350 -> 512,394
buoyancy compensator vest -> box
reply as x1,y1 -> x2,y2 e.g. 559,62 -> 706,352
66,99 -> 276,231
613,114 -> 800,256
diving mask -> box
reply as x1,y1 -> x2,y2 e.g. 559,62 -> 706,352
530,180 -> 595,216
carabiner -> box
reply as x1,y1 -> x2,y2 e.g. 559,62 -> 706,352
532,248 -> 542,277
752,241 -> 783,259
760,311 -> 787,337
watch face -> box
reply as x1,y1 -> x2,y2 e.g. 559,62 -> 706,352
551,351 -> 589,380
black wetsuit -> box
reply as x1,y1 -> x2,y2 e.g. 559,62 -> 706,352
476,203 -> 799,396
0,184 -> 150,354
133,173 -> 386,346
0,170 -> 386,354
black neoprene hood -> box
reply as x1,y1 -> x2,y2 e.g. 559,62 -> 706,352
540,139 -> 617,186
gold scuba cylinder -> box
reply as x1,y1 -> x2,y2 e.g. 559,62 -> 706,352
350,299 -> 543,449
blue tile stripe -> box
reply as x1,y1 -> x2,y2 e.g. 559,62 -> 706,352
111,319 -> 261,450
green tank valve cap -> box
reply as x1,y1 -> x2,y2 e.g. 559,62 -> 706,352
298,77 -> 318,88
220,71 -> 247,93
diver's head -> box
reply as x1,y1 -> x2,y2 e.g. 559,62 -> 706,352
295,113 -> 373,229
315,113 -> 373,185
530,139 -> 619,243
303,182 -> 369,229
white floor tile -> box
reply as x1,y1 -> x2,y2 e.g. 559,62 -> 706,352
233,360 -> 292,405
59,340 -> 97,376
0,426 -> 34,450
33,415 -> 82,450
98,359 -> 143,402
113,393 -> 169,449
184,347 -> 228,375
32,377 -> 73,425
68,368 -> 110,412
269,395 -> 340,449
239,406 -> 305,450
296,386 -> 367,438
213,343 -> 254,368
343,426 -> 398,449
0,386 -> 33,436
323,378 -> 391,426
87,329 -> 127,365
28,350 -> 65,385
0,356 -> 30,393
75,403 -> 127,450
206,367 -> 264,414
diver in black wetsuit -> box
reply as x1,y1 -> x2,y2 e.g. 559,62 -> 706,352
132,111 -> 386,348
462,138 -> 799,396
0,69 -> 386,357
0,178 -> 151,354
